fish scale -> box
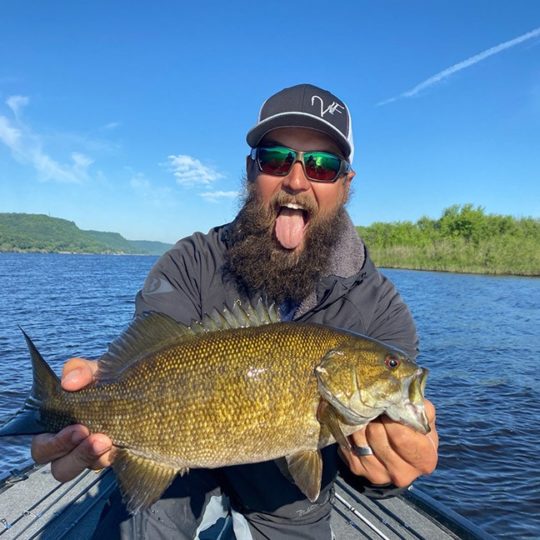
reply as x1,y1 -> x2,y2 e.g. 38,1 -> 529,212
0,301 -> 429,513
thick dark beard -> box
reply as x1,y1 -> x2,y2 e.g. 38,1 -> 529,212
223,182 -> 348,304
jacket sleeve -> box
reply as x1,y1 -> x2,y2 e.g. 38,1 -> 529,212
134,239 -> 203,324
337,460 -> 408,498
338,275 -> 417,498
340,259 -> 420,498
365,270 -> 419,360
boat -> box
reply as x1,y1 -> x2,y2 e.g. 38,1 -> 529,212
0,460 -> 494,539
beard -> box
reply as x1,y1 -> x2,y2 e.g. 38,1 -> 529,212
223,180 -> 349,304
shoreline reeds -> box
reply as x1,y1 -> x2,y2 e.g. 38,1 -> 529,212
357,205 -> 540,277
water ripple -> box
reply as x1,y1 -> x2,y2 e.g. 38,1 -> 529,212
0,257 -> 538,538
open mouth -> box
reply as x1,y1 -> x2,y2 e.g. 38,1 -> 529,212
401,368 -> 430,433
274,203 -> 311,250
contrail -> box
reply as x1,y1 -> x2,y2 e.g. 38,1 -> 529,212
378,26 -> 540,105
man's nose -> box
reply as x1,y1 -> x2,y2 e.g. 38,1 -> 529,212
282,161 -> 310,193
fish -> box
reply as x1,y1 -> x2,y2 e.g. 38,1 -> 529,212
0,300 -> 429,513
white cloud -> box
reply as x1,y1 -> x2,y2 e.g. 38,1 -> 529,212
6,95 -> 29,116
200,190 -> 239,203
379,26 -> 540,105
0,116 -> 22,147
0,96 -> 93,183
168,154 -> 223,187
102,121 -> 120,130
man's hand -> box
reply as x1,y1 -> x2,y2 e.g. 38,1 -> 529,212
339,399 -> 438,487
31,358 -> 115,482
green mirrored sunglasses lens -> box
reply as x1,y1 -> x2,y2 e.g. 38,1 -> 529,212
258,147 -> 294,175
257,146 -> 343,182
304,152 -> 341,181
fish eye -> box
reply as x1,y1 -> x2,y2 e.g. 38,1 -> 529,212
385,355 -> 400,370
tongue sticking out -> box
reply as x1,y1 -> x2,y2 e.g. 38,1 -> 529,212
275,208 -> 306,250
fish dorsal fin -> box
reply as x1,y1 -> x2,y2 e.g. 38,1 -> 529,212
98,312 -> 191,383
112,448 -> 183,514
98,301 -> 280,382
190,299 -> 280,335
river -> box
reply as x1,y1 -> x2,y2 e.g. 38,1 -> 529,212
0,253 -> 538,538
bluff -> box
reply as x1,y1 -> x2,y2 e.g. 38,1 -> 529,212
0,213 -> 172,255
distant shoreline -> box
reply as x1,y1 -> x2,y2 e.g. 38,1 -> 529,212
0,250 -> 160,256
1,250 -> 537,278
2,208 -> 539,275
379,264 -> 539,278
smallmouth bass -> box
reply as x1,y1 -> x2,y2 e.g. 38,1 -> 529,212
0,301 -> 429,513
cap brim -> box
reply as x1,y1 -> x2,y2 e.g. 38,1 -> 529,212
246,113 -> 352,160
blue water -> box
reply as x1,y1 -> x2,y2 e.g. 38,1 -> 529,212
0,253 -> 539,538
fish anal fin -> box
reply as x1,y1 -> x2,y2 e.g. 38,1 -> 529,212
285,450 -> 323,502
112,448 -> 181,514
317,400 -> 352,451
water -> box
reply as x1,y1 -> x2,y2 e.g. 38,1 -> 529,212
0,253 -> 538,538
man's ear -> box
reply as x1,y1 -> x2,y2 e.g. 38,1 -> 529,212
344,169 -> 355,188
246,154 -> 257,181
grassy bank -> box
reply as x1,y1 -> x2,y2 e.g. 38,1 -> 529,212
357,205 -> 540,276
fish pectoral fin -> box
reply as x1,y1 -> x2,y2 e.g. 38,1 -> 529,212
112,448 -> 180,514
285,450 -> 323,503
317,400 -> 351,451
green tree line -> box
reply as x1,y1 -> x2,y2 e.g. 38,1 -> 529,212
356,205 -> 540,276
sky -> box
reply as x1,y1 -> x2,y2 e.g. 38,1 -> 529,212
0,1 -> 539,244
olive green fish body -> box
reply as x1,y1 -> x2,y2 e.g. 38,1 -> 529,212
44,323 -> 349,467
0,301 -> 429,513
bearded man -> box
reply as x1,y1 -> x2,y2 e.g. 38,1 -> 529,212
31,84 -> 438,540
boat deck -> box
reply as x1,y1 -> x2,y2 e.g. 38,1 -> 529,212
0,461 -> 492,539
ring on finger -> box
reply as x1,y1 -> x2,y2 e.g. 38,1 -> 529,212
352,444 -> 374,457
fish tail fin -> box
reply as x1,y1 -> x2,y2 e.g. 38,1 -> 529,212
0,329 -> 61,436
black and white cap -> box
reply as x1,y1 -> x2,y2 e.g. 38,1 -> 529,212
246,83 -> 354,162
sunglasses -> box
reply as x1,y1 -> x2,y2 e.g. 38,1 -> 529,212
251,145 -> 351,183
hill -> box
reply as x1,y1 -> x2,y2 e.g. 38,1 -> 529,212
0,213 -> 172,255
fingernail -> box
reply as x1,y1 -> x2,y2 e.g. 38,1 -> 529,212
63,369 -> 81,386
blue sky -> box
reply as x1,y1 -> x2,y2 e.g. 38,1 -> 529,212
0,1 -> 539,243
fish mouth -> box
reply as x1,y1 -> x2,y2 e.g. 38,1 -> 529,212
386,368 -> 430,434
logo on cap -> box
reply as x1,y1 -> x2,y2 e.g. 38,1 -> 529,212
311,95 -> 345,118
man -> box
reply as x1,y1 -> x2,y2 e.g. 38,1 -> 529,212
32,84 -> 438,539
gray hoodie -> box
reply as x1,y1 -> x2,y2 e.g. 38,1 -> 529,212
118,214 -> 419,539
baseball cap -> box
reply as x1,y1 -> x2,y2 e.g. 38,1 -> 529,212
246,84 -> 354,162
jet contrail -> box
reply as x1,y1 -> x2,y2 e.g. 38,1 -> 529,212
379,26 -> 540,105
